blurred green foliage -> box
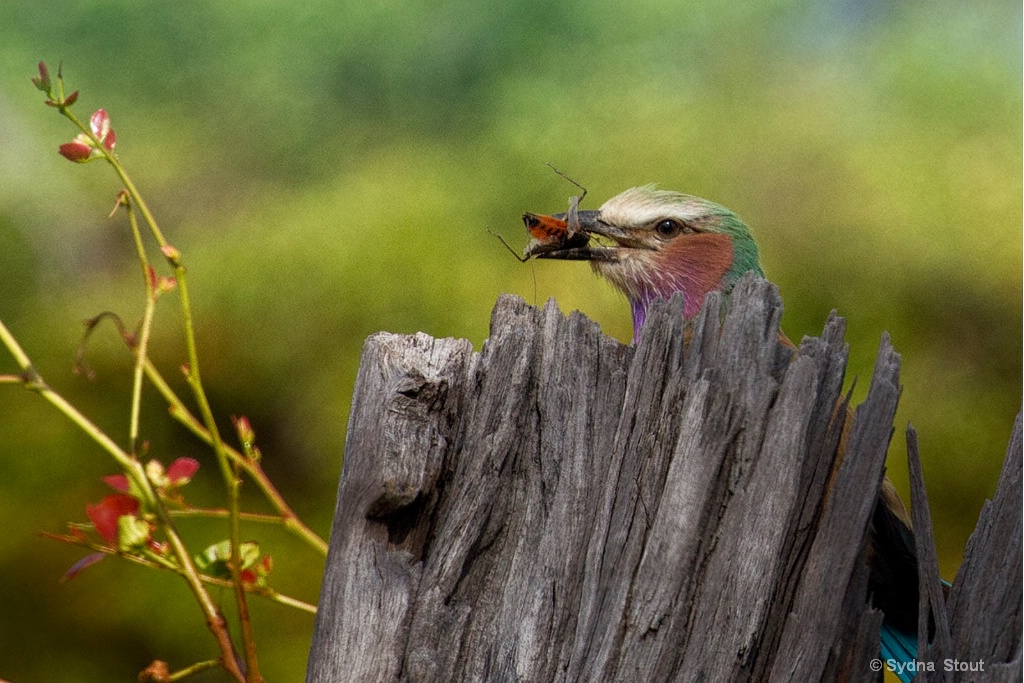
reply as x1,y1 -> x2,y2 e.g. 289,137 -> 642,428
0,1 -> 1020,680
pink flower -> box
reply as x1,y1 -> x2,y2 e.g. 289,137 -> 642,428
58,109 -> 116,162
166,457 -> 200,485
85,494 -> 140,545
102,474 -> 130,493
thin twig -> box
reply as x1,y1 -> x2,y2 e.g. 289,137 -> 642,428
143,359 -> 328,555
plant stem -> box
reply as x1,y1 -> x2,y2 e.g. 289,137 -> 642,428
83,114 -> 262,680
124,198 -> 153,454
46,533 -> 318,614
52,92 -> 310,680
169,659 -> 222,681
169,508 -> 288,525
171,275 -> 261,682
0,317 -> 246,682
0,319 -> 141,484
159,522 -> 247,681
143,359 -> 329,555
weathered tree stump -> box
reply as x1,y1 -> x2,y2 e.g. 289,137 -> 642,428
307,274 -> 1021,682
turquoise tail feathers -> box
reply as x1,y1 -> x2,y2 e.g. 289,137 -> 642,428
876,579 -> 949,681
880,621 -> 918,682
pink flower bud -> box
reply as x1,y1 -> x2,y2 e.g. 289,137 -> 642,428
90,109 -> 110,138
156,276 -> 177,294
30,62 -> 51,94
85,109 -> 116,150
58,137 -> 93,162
233,416 -> 255,446
63,90 -> 79,107
31,62 -> 51,92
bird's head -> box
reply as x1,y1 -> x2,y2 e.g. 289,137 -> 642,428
532,186 -> 764,337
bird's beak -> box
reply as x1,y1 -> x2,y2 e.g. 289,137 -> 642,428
528,210 -> 645,262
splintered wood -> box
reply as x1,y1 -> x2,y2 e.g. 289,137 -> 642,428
307,275 -> 1022,683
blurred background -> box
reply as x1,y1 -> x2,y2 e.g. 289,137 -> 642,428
0,1 -> 1019,680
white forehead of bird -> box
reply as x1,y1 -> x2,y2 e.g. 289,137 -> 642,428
598,186 -> 715,228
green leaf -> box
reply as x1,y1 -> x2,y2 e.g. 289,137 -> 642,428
116,515 -> 152,552
194,540 -> 262,578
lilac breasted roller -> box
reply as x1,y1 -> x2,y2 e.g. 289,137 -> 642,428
527,186 -> 927,681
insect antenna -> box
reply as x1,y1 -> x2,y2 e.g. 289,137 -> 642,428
543,162 -> 588,204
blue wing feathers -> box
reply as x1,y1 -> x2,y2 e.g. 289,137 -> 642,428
880,622 -> 919,682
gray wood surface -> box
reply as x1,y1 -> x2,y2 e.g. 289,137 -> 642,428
307,274 -> 1022,682
916,414 -> 1023,683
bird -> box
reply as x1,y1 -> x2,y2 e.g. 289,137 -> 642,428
526,185 -> 925,681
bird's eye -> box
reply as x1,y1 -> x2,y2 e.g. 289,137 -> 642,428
654,219 -> 683,239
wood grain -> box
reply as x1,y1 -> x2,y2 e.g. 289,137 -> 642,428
307,273 -> 1021,683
